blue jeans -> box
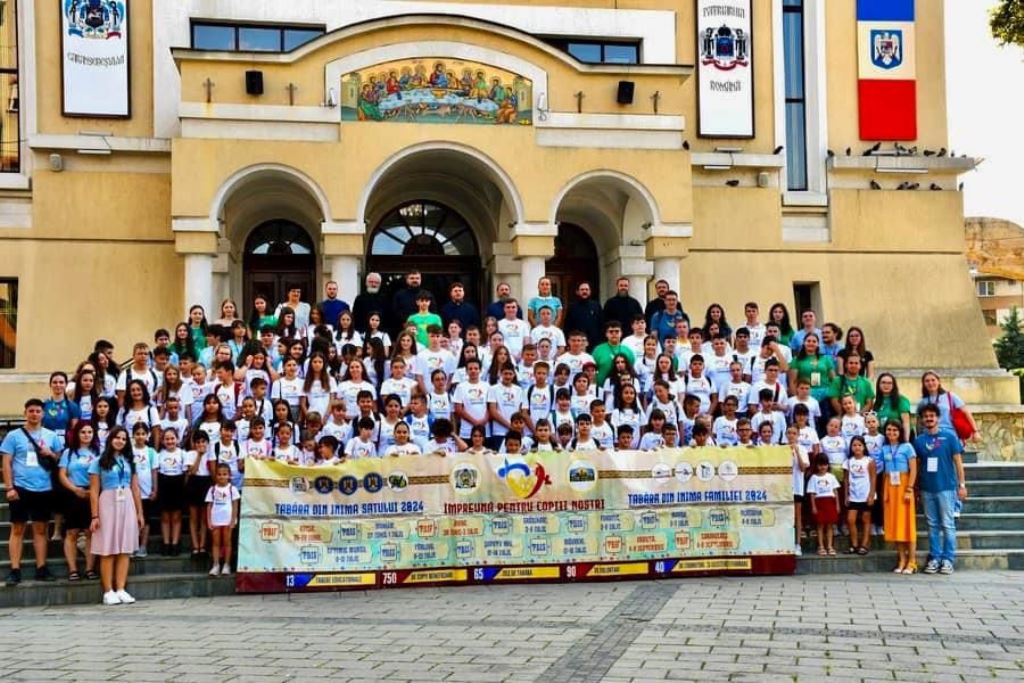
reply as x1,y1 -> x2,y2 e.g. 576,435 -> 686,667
922,489 -> 958,562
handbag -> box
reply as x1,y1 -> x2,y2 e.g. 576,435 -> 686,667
947,393 -> 975,441
21,428 -> 57,472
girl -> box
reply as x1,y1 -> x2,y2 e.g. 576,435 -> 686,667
465,425 -> 492,454
242,417 -> 273,462
786,425 -> 809,556
377,395 -> 405,451
184,431 -> 211,557
334,310 -> 361,350
609,384 -> 643,448
768,302 -> 795,346
337,358 -> 377,418
247,294 -> 276,337
270,399 -> 299,446
300,353 -> 337,421
206,463 -> 241,576
843,436 -> 876,555
304,307 -> 330,346
486,345 -> 514,386
129,424 -> 158,558
271,358 -> 305,421
380,358 -> 417,410
155,365 -> 185,413
344,418 -> 379,459
88,426 -> 144,605
820,417 -> 848,480
171,322 -> 196,361
638,409 -> 667,450
195,395 -> 226,444
807,453 -> 840,556
362,337 -> 388,390
427,369 -> 453,422
383,422 -> 423,456
59,422 -> 99,581
569,373 -> 595,417
275,306 -> 299,341
87,350 -> 117,398
712,395 -> 740,446
189,364 -> 209,423
156,429 -> 187,557
451,343 -> 479,388
634,335 -> 660,393
272,423 -> 302,463
70,369 -> 99,422
881,419 -> 918,573
235,348 -> 276,398
227,320 -> 249,362
653,353 -> 684,403
365,311 -> 392,357
214,299 -> 241,327
118,380 -> 161,447
873,372 -> 912,441
703,303 -> 733,340
91,397 -> 117,451
391,331 -> 419,372
792,403 -> 820,457
209,423 -> 243,489
188,305 -> 209,352
836,326 -> 874,377
839,395 -> 866,439
446,320 -> 464,359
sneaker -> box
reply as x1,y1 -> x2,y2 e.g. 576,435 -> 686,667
220,565 -> 232,576
4,569 -> 21,586
115,590 -> 136,604
793,544 -> 803,556
939,560 -> 954,575
872,525 -> 884,536
102,590 -> 121,606
209,565 -> 220,577
135,546 -> 148,558
34,565 -> 56,582
923,559 -> 941,574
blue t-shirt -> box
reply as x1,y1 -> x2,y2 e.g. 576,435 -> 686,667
881,442 -> 916,474
912,429 -> 963,493
0,427 -> 62,492
42,398 -> 81,433
59,448 -> 97,488
87,455 -> 134,492
527,296 -> 562,319
790,327 -> 824,353
651,309 -> 686,342
917,392 -> 966,433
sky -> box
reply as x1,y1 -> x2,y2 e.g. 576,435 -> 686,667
946,0 -> 1024,227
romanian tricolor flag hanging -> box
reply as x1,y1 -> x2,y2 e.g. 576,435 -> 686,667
857,0 -> 917,140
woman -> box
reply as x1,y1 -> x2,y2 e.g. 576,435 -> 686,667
703,303 -> 733,340
59,422 -> 99,581
917,370 -> 978,438
788,333 -> 836,432
170,322 -> 196,361
88,426 -> 144,605
213,299 -> 241,327
881,419 -> 918,573
247,294 -> 277,337
837,326 -> 875,378
69,368 -> 99,422
43,371 -> 80,451
188,305 -> 209,353
768,303 -> 795,346
87,351 -> 117,397
873,373 -> 912,440
118,379 -> 162,447
276,306 -> 299,341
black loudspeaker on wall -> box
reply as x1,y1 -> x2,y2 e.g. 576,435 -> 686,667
245,70 -> 264,96
616,80 -> 635,105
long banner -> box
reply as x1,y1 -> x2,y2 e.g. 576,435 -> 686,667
237,447 -> 795,592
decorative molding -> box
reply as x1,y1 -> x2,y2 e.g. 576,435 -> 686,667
648,223 -> 693,238
690,152 -> 785,169
782,214 -> 829,243
172,217 -> 218,233
178,102 -> 339,123
539,112 -> 685,131
509,222 -> 557,239
28,134 -> 172,154
321,221 -> 366,235
536,129 -> 683,150
828,156 -> 979,174
181,119 -> 339,142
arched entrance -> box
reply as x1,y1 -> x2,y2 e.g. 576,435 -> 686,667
243,220 -> 316,309
367,200 -> 482,313
546,223 -> 600,301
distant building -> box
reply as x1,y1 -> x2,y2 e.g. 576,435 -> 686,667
965,218 -> 1024,339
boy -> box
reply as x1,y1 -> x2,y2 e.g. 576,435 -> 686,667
615,424 -> 636,451
500,430 -> 525,455
529,306 -> 567,356
786,379 -> 821,424
705,335 -> 736,389
741,302 -> 767,349
209,421 -> 243,488
551,388 -> 575,435
208,361 -> 241,421
404,394 -> 434,447
408,291 -> 443,347
751,388 -> 787,445
555,331 -> 595,380
380,358 -> 418,410
684,355 -> 717,416
488,367 -> 526,450
525,362 -> 554,435
249,377 -> 274,424
344,418 -> 379,459
320,401 -> 353,444
497,299 -> 532,361
718,361 -> 752,415
415,326 -> 456,394
712,395 -> 741,447
453,359 -> 489,442
569,413 -> 600,451
116,342 -> 161,403
749,359 -> 788,416
590,400 -> 615,450
153,329 -> 179,366
517,344 -> 539,390
623,314 -> 654,360
159,396 -> 189,443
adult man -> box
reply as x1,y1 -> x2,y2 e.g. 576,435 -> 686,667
319,281 -> 350,328
2,399 -> 63,585
486,282 -> 521,321
440,281 -> 480,332
830,354 -> 874,413
592,321 -> 636,386
352,272 -> 387,332
644,279 -> 670,325
650,291 -> 687,342
789,309 -> 823,353
497,299 -> 532,361
393,271 -> 429,332
602,277 -> 644,330
563,281 -> 603,350
274,287 -> 312,330
527,277 -> 564,328
913,404 -> 967,575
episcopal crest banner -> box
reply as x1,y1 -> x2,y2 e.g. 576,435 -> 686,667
61,0 -> 131,117
696,0 -> 754,138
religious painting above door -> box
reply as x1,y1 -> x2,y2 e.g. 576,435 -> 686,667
341,58 -> 533,125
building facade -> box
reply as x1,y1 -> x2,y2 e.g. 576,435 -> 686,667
966,217 -> 1024,339
0,0 -> 1014,413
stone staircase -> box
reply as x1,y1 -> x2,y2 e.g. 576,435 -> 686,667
1,461 -> 1021,607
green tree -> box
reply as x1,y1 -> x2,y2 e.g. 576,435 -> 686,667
991,0 -> 1024,47
994,307 -> 1024,369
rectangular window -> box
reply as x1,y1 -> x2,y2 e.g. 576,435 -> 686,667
983,310 -> 998,326
976,280 -> 996,297
543,38 -> 641,65
782,0 -> 808,191
0,0 -> 19,174
793,282 -> 821,318
0,278 -> 16,369
191,21 -> 324,53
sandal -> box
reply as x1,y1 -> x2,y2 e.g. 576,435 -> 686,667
67,571 -> 81,582
893,566 -> 905,574
845,546 -> 857,554
902,564 -> 917,575
84,570 -> 99,580
827,548 -> 837,556
817,548 -> 827,556
857,546 -> 869,555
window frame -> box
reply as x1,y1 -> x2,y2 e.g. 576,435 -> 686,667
190,20 -> 325,53
976,280 -> 996,298
0,0 -> 20,174
541,37 -> 642,65
782,0 -> 808,192
0,277 -> 17,369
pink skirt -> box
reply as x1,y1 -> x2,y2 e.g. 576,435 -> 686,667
91,488 -> 140,556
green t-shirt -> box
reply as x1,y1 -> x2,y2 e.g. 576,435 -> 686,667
831,374 -> 875,411
789,354 -> 836,401
408,312 -> 443,347
874,393 -> 911,426
592,344 -> 636,386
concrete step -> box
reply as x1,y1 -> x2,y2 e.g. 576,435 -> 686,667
796,548 -> 1024,574
913,512 -> 1024,531
1,552 -> 216,576
967,480 -> 1024,496
0,572 -> 235,608
964,463 -> 1024,481
800,530 -> 1024,551
959,496 -> 1024,513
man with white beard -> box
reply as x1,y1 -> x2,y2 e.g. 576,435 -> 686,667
352,272 -> 388,333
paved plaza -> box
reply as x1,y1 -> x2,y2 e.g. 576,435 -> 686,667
2,572 -> 1023,682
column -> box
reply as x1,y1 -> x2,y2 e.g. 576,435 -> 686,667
510,223 -> 557,302
331,255 -> 361,306
653,257 -> 680,294
627,274 -> 650,301
184,254 -> 214,318
519,256 -> 546,301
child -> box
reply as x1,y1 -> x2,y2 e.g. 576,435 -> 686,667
366,311 -> 392,356
863,413 -> 886,536
408,291 -> 443,346
345,417 -> 379,459
184,431 -> 212,557
735,418 -> 756,447
241,417 -> 272,461
423,418 -> 465,455
712,395 -> 741,447
590,401 -> 615,450
156,428 -> 187,557
615,424 -> 635,451
517,344 -> 539,390
662,423 -> 679,448
205,463 -> 240,576
272,423 -> 301,463
488,366 -> 527,449
195,394 -> 226,444
496,429 -> 520,455
384,422 -> 423,457
717,361 -> 752,415
609,384 -> 643,448
337,359 -> 376,418
377,395 -> 405,451
447,320 -> 464,359
130,423 -> 159,559
786,425 -> 810,556
234,398 -> 256,442
270,358 -> 304,421
315,436 -> 341,465
785,379 -> 821,424
556,423 -> 574,451
647,380 -> 682,427
807,453 -> 840,556
530,305 -> 566,355
248,377 -> 274,424
270,399 -> 299,446
756,422 -> 775,447
208,361 -> 242,421
416,326 -> 456,394
298,431 -> 318,466
209,422 -> 243,489
843,436 -> 876,555
497,299 -> 531,361
690,421 -> 713,448
525,362 -> 554,434
300,353 -> 337,422
819,418 -> 848,480
792,403 -> 821,457
555,332 -> 595,380
638,409 -> 666,451
680,394 -> 700,445
531,419 -> 561,453
160,396 -> 190,445
839,395 -> 866,439
569,413 -> 601,451
466,425 -> 493,454
427,369 -> 453,422
750,389 -> 786,445
91,397 -> 118,451
684,355 -> 717,416
551,389 -> 575,437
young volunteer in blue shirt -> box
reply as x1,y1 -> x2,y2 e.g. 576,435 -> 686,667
913,404 -> 967,576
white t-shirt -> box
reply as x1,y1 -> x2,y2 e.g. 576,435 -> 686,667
488,383 -> 526,437
384,442 -> 423,457
840,414 -> 866,439
791,444 -> 810,495
416,348 -> 456,380
797,424 -> 820,453
683,375 -> 716,414
497,318 -> 532,359
116,366 -> 161,395
453,380 -> 490,438
157,448 -> 185,476
705,353 -> 736,388
555,352 -> 595,380
242,438 -> 272,461
786,396 -> 821,421
843,456 -> 873,502
132,446 -> 157,497
808,472 -> 840,498
208,381 -> 240,420
205,483 -> 240,527
820,435 -> 848,466
303,376 -> 338,417
426,391 -> 453,421
712,416 -> 739,446
344,438 -> 378,459
379,377 -> 418,408
622,335 -> 652,361
531,324 -> 566,351
718,381 -> 752,414
525,384 -> 554,430
272,377 -> 304,408
591,421 -> 615,450
337,380 -> 376,413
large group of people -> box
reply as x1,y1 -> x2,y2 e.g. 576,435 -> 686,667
1,271 -> 975,603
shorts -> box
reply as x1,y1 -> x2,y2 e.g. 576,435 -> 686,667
793,494 -> 805,503
157,474 -> 185,512
141,497 -> 158,523
63,492 -> 92,530
9,488 -> 54,524
186,476 -> 211,508
847,501 -> 871,513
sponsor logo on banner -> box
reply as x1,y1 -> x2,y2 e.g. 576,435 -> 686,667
870,30 -> 903,69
